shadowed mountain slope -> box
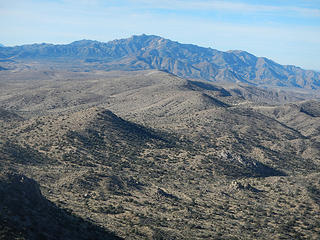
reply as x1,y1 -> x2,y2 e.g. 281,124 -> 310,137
1,35 -> 319,90
2,105 -> 320,239
1,70 -> 319,176
0,172 -> 122,240
1,69 -> 320,239
0,107 -> 24,121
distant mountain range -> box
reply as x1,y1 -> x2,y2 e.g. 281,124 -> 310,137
0,34 -> 319,90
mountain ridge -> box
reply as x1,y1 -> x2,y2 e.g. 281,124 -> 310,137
1,68 -> 320,239
0,34 -> 319,90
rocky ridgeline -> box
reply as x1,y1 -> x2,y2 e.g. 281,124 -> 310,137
0,34 -> 319,89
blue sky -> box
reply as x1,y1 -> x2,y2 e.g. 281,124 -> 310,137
1,0 -> 320,70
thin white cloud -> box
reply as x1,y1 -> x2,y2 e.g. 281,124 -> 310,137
127,0 -> 320,17
291,6 -> 320,17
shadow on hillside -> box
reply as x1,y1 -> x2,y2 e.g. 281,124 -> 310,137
0,172 -> 122,240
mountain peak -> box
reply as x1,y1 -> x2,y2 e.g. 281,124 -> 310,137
70,39 -> 99,46
129,34 -> 162,40
108,34 -> 165,46
0,35 -> 319,90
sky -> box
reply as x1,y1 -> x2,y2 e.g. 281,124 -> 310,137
0,0 -> 320,70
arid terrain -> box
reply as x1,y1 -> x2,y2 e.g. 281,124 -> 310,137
1,66 -> 320,239
0,35 -> 320,239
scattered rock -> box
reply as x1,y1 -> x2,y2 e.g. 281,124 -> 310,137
156,188 -> 179,201
230,181 -> 263,193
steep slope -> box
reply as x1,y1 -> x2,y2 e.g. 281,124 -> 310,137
1,69 -> 320,239
1,70 -> 319,176
2,105 -> 320,239
0,35 -> 319,90
0,172 -> 122,240
0,107 -> 24,121
254,100 -> 320,143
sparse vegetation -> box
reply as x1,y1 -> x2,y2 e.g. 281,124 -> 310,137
0,69 -> 319,239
